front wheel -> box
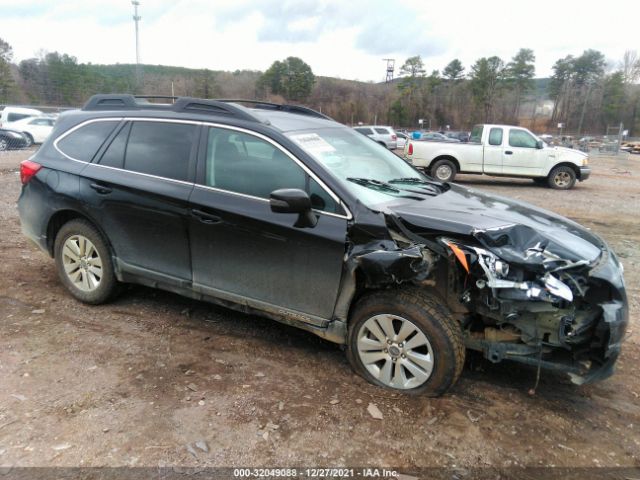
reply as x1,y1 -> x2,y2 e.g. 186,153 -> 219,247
347,289 -> 465,396
430,159 -> 457,182
0,138 -> 8,151
547,166 -> 577,189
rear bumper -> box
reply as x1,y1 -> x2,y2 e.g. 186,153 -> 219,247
579,166 -> 591,181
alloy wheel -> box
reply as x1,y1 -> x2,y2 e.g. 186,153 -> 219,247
61,235 -> 103,292
357,314 -> 435,389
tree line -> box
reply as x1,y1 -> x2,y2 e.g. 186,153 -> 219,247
1,36 -> 638,135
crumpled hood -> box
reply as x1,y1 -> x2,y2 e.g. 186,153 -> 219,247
383,184 -> 604,266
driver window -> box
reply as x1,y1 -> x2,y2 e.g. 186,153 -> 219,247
509,129 -> 537,148
205,127 -> 341,214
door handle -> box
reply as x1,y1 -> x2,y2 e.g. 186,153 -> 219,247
505,150 -> 513,155
89,182 -> 112,194
191,209 -> 222,224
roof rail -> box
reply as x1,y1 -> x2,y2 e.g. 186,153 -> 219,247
81,94 -> 334,123
215,99 -> 333,120
81,94 -> 261,123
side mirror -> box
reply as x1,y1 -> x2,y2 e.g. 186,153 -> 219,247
536,140 -> 544,149
270,188 -> 318,228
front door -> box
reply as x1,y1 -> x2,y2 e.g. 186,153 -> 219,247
501,128 -> 546,176
188,126 -> 347,322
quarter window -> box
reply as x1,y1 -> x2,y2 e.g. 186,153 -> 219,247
97,123 -> 130,169
205,127 -> 341,214
488,128 -> 503,146
57,121 -> 119,162
509,129 -> 537,148
124,121 -> 196,181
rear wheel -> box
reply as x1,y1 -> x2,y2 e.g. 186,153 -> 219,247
430,159 -> 457,182
54,219 -> 118,304
547,166 -> 576,190
23,133 -> 34,147
347,288 -> 465,396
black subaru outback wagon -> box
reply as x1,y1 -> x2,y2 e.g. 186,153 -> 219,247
18,94 -> 627,396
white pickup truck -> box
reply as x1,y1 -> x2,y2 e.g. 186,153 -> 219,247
404,124 -> 591,189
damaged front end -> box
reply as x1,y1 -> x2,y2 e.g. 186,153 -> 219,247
441,224 -> 628,385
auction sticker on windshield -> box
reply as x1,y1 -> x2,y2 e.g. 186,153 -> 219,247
290,133 -> 336,155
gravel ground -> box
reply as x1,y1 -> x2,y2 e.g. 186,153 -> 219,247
0,148 -> 639,472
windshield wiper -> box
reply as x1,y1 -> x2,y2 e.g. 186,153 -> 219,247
388,177 -> 447,193
347,177 -> 401,193
388,177 -> 432,185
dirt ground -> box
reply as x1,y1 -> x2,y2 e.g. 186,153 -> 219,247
0,148 -> 639,473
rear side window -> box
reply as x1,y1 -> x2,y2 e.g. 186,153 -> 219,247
124,121 -> 196,181
470,125 -> 483,143
374,128 -> 389,135
57,121 -> 119,162
488,128 -> 503,146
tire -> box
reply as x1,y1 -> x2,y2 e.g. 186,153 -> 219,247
547,166 -> 576,190
347,288 -> 465,396
0,138 -> 8,151
430,159 -> 457,182
23,133 -> 34,147
54,219 -> 118,304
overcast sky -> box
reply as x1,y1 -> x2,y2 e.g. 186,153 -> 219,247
1,0 -> 637,81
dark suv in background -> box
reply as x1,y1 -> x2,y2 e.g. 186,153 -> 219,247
18,94 -> 627,396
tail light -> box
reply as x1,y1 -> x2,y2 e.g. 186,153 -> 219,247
392,134 -> 397,141
20,160 -> 42,185
408,143 -> 413,155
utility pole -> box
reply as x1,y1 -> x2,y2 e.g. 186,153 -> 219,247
132,1 -> 142,87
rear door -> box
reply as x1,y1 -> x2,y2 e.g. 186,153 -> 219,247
188,125 -> 348,323
79,119 -> 198,283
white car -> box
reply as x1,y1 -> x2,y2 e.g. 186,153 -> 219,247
353,125 -> 398,149
5,116 -> 56,145
404,123 -> 591,189
0,106 -> 43,128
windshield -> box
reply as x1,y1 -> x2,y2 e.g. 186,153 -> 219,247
287,127 -> 443,206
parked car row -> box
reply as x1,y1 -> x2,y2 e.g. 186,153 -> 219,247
0,106 -> 57,149
352,126 -> 471,150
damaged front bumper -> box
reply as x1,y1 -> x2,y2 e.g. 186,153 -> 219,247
463,244 -> 628,385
